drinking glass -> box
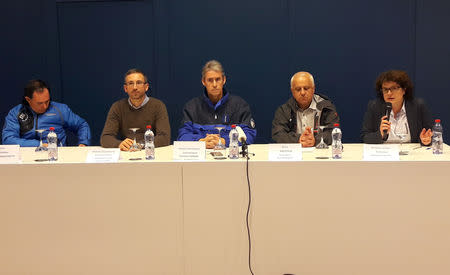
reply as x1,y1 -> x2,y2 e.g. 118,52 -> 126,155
213,126 -> 226,159
395,123 -> 409,155
315,125 -> 329,159
214,126 -> 225,150
35,129 -> 47,152
129,128 -> 140,152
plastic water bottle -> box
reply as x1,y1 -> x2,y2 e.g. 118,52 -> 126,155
228,125 -> 239,159
432,119 -> 443,155
331,123 -> 343,159
144,125 -> 155,160
47,127 -> 58,161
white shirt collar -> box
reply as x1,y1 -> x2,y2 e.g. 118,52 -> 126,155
128,95 -> 149,109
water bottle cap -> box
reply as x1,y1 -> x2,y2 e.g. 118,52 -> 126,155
231,124 -> 236,128
435,119 -> 441,123
49,127 -> 55,131
147,125 -> 152,129
334,123 -> 339,127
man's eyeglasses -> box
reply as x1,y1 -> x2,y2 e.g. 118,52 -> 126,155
381,86 -> 402,94
125,81 -> 147,87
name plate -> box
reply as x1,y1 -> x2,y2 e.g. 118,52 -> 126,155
269,143 -> 302,161
363,144 -> 399,161
86,148 -> 120,163
0,145 -> 21,164
173,141 -> 206,161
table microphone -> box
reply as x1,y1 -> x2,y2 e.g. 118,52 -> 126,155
236,126 -> 248,157
382,102 -> 392,141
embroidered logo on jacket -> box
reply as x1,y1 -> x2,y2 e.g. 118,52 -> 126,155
18,112 -> 29,122
17,108 -> 34,136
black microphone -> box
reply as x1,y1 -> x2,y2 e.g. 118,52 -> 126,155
382,102 -> 392,141
240,139 -> 248,157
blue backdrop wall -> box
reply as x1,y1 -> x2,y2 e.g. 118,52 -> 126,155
1,0 -> 449,145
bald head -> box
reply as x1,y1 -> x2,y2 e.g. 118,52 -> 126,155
290,71 -> 315,109
290,72 -> 315,88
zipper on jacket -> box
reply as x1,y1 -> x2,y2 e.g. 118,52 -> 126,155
35,114 -> 39,138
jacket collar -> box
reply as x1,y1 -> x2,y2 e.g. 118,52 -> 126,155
202,88 -> 229,110
21,102 -> 53,116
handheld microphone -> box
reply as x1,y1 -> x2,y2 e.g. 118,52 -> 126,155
382,102 -> 392,141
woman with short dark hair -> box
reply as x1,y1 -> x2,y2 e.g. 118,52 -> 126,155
361,70 -> 433,145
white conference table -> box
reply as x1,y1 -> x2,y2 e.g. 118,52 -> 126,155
1,144 -> 450,275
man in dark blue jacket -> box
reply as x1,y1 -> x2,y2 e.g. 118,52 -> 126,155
177,60 -> 256,149
2,79 -> 91,147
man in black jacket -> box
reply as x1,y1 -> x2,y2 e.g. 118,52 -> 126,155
271,72 -> 339,147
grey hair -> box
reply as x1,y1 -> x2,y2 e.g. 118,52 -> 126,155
202,60 -> 225,78
290,72 -> 315,87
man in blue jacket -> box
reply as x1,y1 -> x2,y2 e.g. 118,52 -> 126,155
2,79 -> 91,147
177,60 -> 256,148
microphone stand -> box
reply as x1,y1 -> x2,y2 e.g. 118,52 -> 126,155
240,141 -> 249,159
240,140 -> 255,159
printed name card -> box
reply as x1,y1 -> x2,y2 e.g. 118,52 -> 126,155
269,143 -> 302,161
173,141 -> 206,161
0,145 -> 21,164
363,144 -> 400,161
86,148 -> 120,163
